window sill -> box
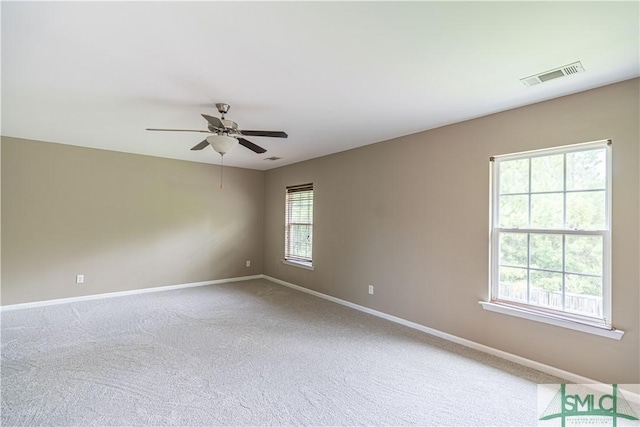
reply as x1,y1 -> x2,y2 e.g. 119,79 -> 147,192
479,301 -> 624,340
281,259 -> 314,271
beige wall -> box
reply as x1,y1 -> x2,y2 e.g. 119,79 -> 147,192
1,137 -> 264,305
263,78 -> 640,384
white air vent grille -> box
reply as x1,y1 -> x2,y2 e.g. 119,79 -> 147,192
521,61 -> 585,87
563,64 -> 581,75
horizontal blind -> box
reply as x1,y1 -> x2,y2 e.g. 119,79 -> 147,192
285,183 -> 313,263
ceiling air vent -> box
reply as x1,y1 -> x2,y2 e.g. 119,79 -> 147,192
264,156 -> 282,161
520,61 -> 585,87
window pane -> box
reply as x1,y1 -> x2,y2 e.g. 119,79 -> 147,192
565,235 -> 602,276
289,224 -> 312,259
290,199 -> 313,222
498,267 -> 527,303
566,191 -> 605,230
499,159 -> 529,194
531,154 -> 563,193
531,193 -> 563,229
565,274 -> 603,318
530,233 -> 562,271
530,270 -> 563,310
499,195 -> 528,228
492,143 -> 610,322
566,149 -> 606,191
499,233 -> 528,267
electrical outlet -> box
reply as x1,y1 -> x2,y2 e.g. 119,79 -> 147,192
76,275 -> 84,284
246,260 -> 251,267
368,285 -> 374,295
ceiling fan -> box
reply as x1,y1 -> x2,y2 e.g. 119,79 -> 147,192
146,103 -> 288,156
147,103 -> 287,189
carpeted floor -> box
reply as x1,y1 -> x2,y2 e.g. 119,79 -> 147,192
1,279 -> 560,426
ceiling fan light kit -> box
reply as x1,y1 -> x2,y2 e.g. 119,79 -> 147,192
206,135 -> 238,155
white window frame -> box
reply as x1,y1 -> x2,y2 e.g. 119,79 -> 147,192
482,139 -> 623,339
283,183 -> 314,270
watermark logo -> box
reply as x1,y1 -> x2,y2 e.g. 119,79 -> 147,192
538,384 -> 640,427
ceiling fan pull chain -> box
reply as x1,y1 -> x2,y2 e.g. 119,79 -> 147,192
220,154 -> 224,190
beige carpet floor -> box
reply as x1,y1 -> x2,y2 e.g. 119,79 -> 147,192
1,279 -> 560,426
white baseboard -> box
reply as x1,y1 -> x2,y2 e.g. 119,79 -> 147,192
261,274 -> 602,385
0,275 -> 263,312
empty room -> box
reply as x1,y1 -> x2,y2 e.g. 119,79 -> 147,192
1,2 -> 639,426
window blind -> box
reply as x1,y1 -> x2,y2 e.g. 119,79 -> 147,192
285,183 -> 314,263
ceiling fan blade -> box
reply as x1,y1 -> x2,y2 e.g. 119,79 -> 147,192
238,137 -> 267,154
191,140 -> 210,151
146,128 -> 210,133
201,114 -> 225,130
239,130 -> 288,138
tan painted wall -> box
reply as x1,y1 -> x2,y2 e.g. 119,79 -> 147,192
263,78 -> 640,384
1,137 -> 264,305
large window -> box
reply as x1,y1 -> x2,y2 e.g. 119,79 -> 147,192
490,140 -> 611,327
285,183 -> 313,267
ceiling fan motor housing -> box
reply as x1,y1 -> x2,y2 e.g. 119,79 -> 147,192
223,120 -> 238,131
207,119 -> 237,133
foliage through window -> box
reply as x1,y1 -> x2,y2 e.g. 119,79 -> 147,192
285,183 -> 313,265
490,140 -> 611,325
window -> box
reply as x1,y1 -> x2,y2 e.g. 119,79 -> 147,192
284,183 -> 313,268
489,140 -> 611,328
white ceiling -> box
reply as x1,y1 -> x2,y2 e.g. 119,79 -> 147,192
2,1 -> 639,171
